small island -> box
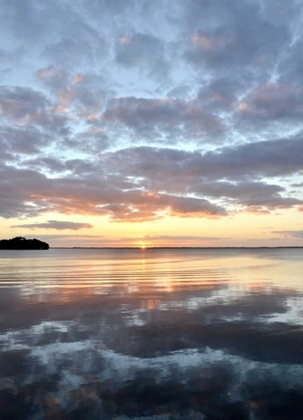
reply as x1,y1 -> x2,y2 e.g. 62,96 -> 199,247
0,237 -> 49,250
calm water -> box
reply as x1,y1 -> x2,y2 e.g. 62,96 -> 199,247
0,248 -> 303,419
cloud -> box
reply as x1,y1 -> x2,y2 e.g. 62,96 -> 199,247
0,86 -> 70,138
36,66 -> 70,91
102,97 -> 223,143
0,86 -> 49,120
141,235 -> 229,246
101,136 -> 303,183
188,181 -> 302,212
0,162 -> 227,221
197,79 -> 238,111
26,234 -> 102,239
21,156 -> 67,173
11,220 -> 93,230
182,0 -> 290,73
0,131 -> 302,222
272,230 -> 303,239
146,235 -> 227,240
114,32 -> 171,81
36,66 -> 114,124
115,33 -> 163,68
237,83 -> 303,121
0,0 -> 302,228
0,126 -> 51,155
45,33 -> 107,68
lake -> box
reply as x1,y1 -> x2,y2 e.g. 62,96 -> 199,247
0,248 -> 303,419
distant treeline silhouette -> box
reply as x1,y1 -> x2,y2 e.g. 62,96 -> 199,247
0,237 -> 49,250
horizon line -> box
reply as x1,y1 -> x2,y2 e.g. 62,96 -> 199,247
49,246 -> 303,250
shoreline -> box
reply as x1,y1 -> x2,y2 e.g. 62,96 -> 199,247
49,246 -> 303,250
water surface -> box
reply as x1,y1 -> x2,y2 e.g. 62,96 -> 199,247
0,248 -> 303,419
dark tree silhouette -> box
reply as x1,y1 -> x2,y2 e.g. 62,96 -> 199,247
0,237 -> 49,250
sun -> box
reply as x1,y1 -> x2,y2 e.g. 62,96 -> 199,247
134,240 -> 151,249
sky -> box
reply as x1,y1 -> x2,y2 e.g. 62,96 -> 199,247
0,0 -> 303,248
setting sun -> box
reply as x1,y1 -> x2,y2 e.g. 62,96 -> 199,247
1,1 -> 303,418
0,0 -> 302,250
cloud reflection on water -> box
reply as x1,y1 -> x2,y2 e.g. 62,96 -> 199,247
0,248 -> 303,419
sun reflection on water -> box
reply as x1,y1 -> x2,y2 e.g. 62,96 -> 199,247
1,248 -> 303,419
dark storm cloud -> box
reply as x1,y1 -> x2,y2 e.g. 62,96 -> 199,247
11,220 -> 93,230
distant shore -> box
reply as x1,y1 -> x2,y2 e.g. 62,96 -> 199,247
0,237 -> 49,250
49,246 -> 303,250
